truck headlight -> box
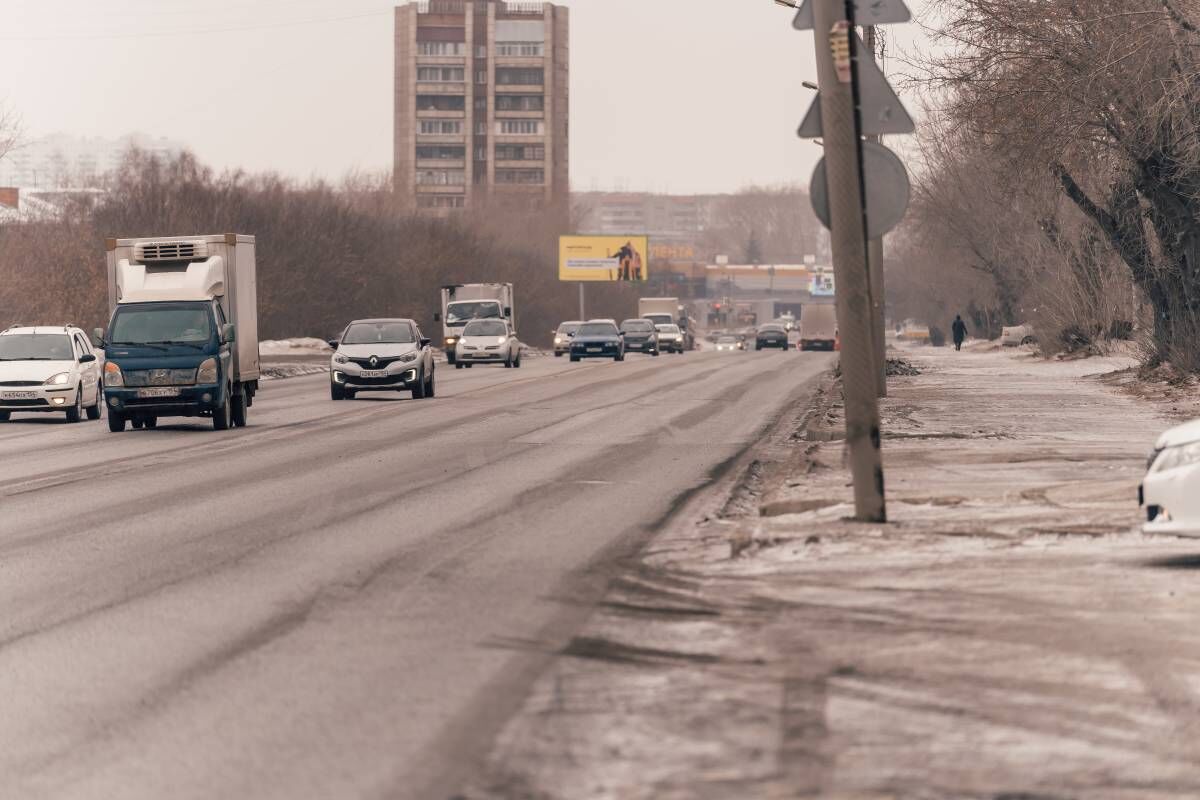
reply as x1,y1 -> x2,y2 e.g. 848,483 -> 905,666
103,361 -> 123,387
197,357 -> 219,384
44,372 -> 70,386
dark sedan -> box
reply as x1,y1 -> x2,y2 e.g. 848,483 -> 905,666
569,321 -> 625,362
756,323 -> 790,350
619,319 -> 660,356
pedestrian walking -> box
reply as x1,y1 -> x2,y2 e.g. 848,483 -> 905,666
952,314 -> 968,351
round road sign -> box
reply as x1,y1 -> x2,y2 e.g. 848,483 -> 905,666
810,141 -> 910,238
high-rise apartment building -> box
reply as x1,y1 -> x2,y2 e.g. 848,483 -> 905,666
394,0 -> 569,213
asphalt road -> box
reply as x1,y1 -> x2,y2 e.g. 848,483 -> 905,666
0,347 -> 833,800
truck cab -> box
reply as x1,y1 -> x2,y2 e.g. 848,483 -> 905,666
98,235 -> 259,432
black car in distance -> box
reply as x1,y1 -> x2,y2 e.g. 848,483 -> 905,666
569,320 -> 625,362
619,319 -> 659,356
755,323 -> 790,351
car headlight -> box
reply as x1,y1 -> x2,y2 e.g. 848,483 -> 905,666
44,372 -> 70,386
103,361 -> 123,387
497,337 -> 508,345
197,357 -> 219,384
554,336 -> 562,345
400,352 -> 418,363
1153,441 -> 1200,473
334,354 -> 349,364
445,337 -> 458,346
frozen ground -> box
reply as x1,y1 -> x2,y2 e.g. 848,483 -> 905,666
462,342 -> 1200,800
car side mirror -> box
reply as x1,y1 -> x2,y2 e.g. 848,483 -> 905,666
617,331 -> 625,336
222,323 -> 236,344
434,312 -> 442,323
420,337 -> 431,348
504,307 -> 512,317
79,353 -> 97,364
93,328 -> 105,347
327,339 -> 339,350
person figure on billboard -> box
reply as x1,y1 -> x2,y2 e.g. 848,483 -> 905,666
632,247 -> 643,281
613,242 -> 634,281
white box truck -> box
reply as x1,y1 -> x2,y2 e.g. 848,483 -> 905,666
638,297 -> 694,350
435,283 -> 515,364
98,234 -> 259,432
799,304 -> 838,351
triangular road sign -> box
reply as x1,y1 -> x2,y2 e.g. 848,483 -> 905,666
794,0 -> 912,31
854,32 -> 914,134
798,97 -> 822,139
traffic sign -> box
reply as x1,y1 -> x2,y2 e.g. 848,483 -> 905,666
793,0 -> 911,30
799,32 -> 914,137
810,141 -> 910,238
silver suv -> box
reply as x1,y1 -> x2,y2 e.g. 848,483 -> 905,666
329,319 -> 436,401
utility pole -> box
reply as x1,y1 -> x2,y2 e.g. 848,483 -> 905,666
811,0 -> 886,522
864,24 -> 887,398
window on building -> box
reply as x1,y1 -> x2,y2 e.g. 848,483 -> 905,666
496,42 -> 545,57
495,94 -> 544,112
476,45 -> 488,58
495,144 -> 545,161
498,120 -> 541,135
417,42 -> 465,56
416,170 -> 466,186
476,71 -> 488,84
475,146 -> 488,161
417,95 -> 465,112
495,68 -> 544,85
419,120 -> 463,135
476,122 -> 488,136
474,98 -> 487,111
495,169 -> 544,185
417,195 -> 466,209
416,145 -> 466,160
417,66 -> 465,82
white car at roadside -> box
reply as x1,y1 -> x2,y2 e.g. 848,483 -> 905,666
0,325 -> 104,423
455,319 -> 521,368
1142,418 -> 1200,535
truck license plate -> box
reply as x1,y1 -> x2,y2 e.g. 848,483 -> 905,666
137,387 -> 181,398
360,370 -> 387,378
0,391 -> 35,400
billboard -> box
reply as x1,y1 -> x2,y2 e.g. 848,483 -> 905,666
810,266 -> 835,296
559,235 -> 650,282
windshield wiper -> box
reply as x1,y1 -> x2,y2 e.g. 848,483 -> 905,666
110,340 -> 169,351
146,340 -> 206,350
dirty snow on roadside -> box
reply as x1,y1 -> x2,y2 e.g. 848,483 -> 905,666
463,344 -> 1200,800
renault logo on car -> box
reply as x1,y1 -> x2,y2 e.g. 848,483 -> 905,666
369,356 -> 379,368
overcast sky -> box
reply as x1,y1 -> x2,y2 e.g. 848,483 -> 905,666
0,0 -> 933,195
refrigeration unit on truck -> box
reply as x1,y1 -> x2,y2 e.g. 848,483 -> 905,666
435,283 -> 515,365
98,234 -> 260,432
638,297 -> 694,350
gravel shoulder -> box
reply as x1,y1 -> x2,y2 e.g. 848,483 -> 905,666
462,342 -> 1200,800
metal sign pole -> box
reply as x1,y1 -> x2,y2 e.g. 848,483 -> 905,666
579,282 -> 585,321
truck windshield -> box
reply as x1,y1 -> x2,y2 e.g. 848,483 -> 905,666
0,334 -> 73,361
447,302 -> 501,324
463,320 -> 507,337
110,303 -> 213,346
343,322 -> 415,344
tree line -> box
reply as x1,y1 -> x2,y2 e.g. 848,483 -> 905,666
890,1 -> 1200,365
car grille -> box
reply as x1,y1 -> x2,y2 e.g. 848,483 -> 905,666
346,372 -> 413,387
347,355 -> 408,369
123,369 -> 197,387
0,398 -> 48,407
0,380 -> 41,387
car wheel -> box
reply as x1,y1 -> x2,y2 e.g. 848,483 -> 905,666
426,369 -> 436,398
465,364 -> 473,369
144,416 -> 158,429
0,411 -> 10,422
570,355 -> 580,362
514,351 -> 522,368
212,386 -> 232,430
231,388 -> 248,427
131,418 -> 145,430
107,410 -> 126,432
66,385 -> 83,423
652,348 -> 660,357
615,353 -> 624,362
456,362 -> 464,370
412,370 -> 427,399
555,352 -> 563,358
85,383 -> 102,422
331,383 -> 345,401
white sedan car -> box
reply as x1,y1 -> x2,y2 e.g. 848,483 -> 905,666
1142,419 -> 1200,535
0,325 -> 104,422
455,319 -> 521,368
